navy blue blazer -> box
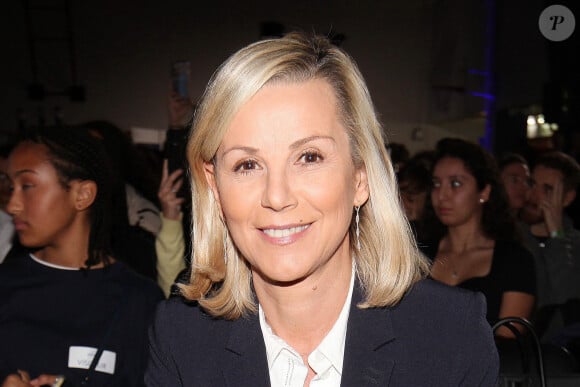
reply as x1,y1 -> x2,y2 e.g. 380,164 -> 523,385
145,279 -> 499,386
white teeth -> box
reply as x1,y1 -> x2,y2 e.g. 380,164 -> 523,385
263,225 -> 309,238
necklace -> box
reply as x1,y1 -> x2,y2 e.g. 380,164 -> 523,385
437,257 -> 458,279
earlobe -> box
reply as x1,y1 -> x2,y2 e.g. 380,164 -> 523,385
74,180 -> 97,211
354,168 -> 370,207
481,184 -> 492,202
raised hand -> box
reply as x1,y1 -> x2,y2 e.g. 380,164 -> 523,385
158,160 -> 185,220
541,179 -> 564,235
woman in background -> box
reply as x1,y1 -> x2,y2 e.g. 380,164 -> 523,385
426,138 -> 536,336
0,127 -> 163,387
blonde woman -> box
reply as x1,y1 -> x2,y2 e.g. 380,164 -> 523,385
146,32 -> 498,386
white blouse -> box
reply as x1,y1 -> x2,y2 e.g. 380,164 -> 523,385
258,267 -> 355,387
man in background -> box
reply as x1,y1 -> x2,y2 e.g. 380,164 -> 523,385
520,151 -> 580,339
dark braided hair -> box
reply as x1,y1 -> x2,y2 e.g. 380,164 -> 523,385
24,126 -> 113,267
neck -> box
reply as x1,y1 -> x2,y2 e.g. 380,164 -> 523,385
35,218 -> 96,268
445,220 -> 489,253
254,251 -> 353,356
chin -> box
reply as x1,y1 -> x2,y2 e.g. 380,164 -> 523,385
252,263 -> 311,286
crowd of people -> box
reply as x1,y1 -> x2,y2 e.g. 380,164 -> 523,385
0,31 -> 578,385
394,137 -> 580,353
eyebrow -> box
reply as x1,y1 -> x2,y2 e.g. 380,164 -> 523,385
290,135 -> 335,150
221,135 -> 336,159
433,174 -> 466,180
12,169 -> 38,178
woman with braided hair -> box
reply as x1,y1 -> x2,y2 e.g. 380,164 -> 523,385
0,127 -> 163,387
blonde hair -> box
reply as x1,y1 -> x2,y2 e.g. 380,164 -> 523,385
182,32 -> 429,319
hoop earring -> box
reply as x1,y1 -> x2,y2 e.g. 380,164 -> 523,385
355,206 -> 361,251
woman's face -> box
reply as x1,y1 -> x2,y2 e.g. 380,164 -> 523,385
6,142 -> 79,248
500,162 -> 530,210
399,182 -> 427,221
431,157 -> 489,228
205,79 -> 369,286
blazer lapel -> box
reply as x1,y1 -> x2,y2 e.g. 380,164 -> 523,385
222,312 -> 271,387
341,285 -> 396,387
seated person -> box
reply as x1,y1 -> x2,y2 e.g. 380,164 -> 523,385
499,153 -> 531,217
519,151 -> 580,340
424,138 -> 536,337
145,32 -> 498,385
396,151 -> 437,242
0,127 -> 163,386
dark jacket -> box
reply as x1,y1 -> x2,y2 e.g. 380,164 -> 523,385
146,278 -> 498,386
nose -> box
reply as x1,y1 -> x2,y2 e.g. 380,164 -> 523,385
260,167 -> 297,212
435,184 -> 450,202
6,188 -> 22,216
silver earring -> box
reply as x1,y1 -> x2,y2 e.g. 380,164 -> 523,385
221,220 -> 229,265
355,206 -> 361,251
479,198 -> 485,204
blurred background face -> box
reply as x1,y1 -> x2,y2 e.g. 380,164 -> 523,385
500,162 -> 530,210
431,157 -> 485,228
6,142 -> 79,248
399,181 -> 427,221
521,165 -> 565,224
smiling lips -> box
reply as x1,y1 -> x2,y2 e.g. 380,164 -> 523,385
263,224 -> 309,238
260,224 -> 310,244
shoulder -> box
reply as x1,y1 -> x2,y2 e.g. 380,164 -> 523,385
397,278 -> 487,323
108,262 -> 164,301
493,239 -> 534,264
146,297 -> 268,385
388,279 -> 496,349
147,297 -> 236,370
151,297 -> 231,337
0,255 -> 35,283
351,279 -> 498,384
495,239 -> 531,254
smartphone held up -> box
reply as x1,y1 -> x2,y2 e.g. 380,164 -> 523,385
171,61 -> 191,98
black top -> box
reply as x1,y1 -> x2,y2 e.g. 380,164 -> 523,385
420,239 -> 536,323
146,279 -> 499,386
0,254 -> 164,386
